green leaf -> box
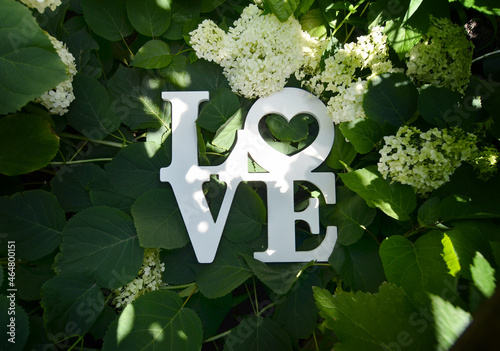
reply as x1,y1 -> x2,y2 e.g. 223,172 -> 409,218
379,232 -> 456,299
197,240 -> 253,298
418,197 -> 441,227
67,73 -> 120,140
90,305 -> 117,340
442,234 -> 461,277
330,235 -> 386,293
440,194 -> 500,221
339,166 -> 416,221
15,255 -> 55,301
106,140 -> 171,199
161,245 -> 198,285
159,54 -> 191,88
0,295 -> 29,350
266,114 -> 309,142
243,255 -> 307,295
185,292 -> 232,338
50,163 -> 105,213
325,125 -> 357,169
363,73 -> 418,127
108,66 -> 170,130
313,283 -> 435,350
339,119 -> 383,154
299,9 -> 328,39
63,27 -> 99,71
163,0 -> 200,40
264,0 -> 300,22
430,294 -> 472,351
41,273 -> 104,336
212,108 -> 245,151
126,0 -> 172,37
0,114 -> 59,176
82,0 -> 134,41
186,59 -> 230,92
418,85 -> 462,128
402,0 -> 424,23
224,184 -> 266,243
131,40 -> 172,69
457,0 -> 500,16
0,0 -> 67,114
197,88 -> 240,132
223,316 -> 292,351
102,290 -> 203,351
442,221 -> 495,280
88,176 -> 135,214
200,0 -> 226,13
321,187 -> 376,245
384,19 -> 423,55
55,206 -> 144,290
471,252 -> 496,298
131,188 -> 189,249
274,272 -> 321,339
0,190 -> 64,261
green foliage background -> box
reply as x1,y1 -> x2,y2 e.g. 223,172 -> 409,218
0,0 -> 499,350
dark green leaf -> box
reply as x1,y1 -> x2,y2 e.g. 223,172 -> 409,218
363,73 -> 418,127
90,305 -> 117,340
55,206 -> 143,289
15,255 -> 55,301
200,0 -> 226,13
224,184 -> 266,243
67,73 -> 120,140
106,140 -> 171,199
471,252 -> 496,298
321,187 -> 376,245
88,176 -> 135,214
379,232 -> 455,299
41,273 -> 104,336
186,59 -> 230,92
264,0 -> 300,22
82,0 -> 133,41
108,65 -> 170,130
223,316 -> 292,351
163,0 -> 200,40
440,194 -> 500,221
339,119 -> 383,154
126,0 -> 172,37
186,292 -> 232,338
0,190 -> 64,261
418,85 -> 461,128
384,19 -> 423,55
325,125 -> 357,169
418,197 -> 441,227
51,163 -> 105,213
274,272 -> 321,339
339,166 -> 416,221
197,88 -> 240,132
131,40 -> 172,69
161,245 -> 198,285
243,255 -> 307,295
0,114 -> 59,176
266,114 -> 309,142
329,235 -> 386,293
159,54 -> 191,88
0,0 -> 67,114
197,240 -> 252,298
313,283 -> 435,350
132,188 -> 189,249
212,108 -> 245,151
102,290 -> 203,351
431,294 -> 472,351
63,27 -> 99,71
0,295 -> 29,350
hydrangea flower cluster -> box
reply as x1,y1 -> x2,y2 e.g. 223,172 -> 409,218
19,0 -> 61,13
190,4 -> 320,99
113,248 -> 165,308
378,126 -> 478,194
406,16 -> 474,94
471,146 -> 499,180
305,27 -> 397,123
35,34 -> 77,115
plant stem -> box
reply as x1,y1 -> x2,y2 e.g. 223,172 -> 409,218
67,335 -> 84,351
472,49 -> 500,63
58,132 -> 127,148
49,158 -> 113,165
161,282 -> 196,290
205,330 -> 232,343
332,0 -> 367,38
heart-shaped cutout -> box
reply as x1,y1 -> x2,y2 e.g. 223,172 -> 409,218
259,113 -> 319,156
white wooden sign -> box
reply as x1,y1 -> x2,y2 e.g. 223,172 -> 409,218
160,88 -> 337,263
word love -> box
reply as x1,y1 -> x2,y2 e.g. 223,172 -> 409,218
160,88 -> 337,263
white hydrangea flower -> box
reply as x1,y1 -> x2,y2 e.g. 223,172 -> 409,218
378,126 -> 478,194
406,16 -> 474,94
190,4 -> 318,99
35,34 -> 76,115
304,26 -> 396,123
19,0 -> 61,13
113,248 -> 166,308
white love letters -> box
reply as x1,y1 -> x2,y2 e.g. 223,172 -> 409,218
160,88 -> 337,263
